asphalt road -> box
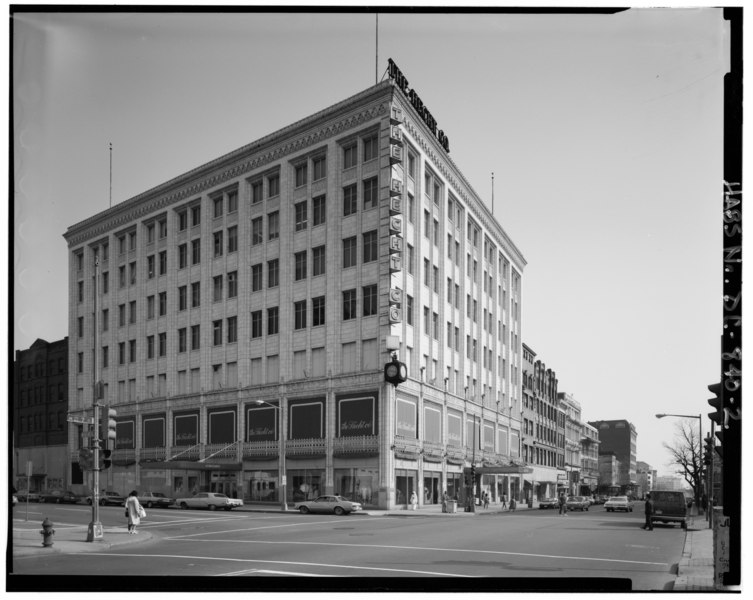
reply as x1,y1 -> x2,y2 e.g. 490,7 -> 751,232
11,503 -> 685,591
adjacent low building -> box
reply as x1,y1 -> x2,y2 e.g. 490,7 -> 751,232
13,338 -> 70,493
63,62 -> 528,509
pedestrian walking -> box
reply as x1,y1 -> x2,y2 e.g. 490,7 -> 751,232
410,490 -> 418,511
483,492 -> 489,509
125,490 -> 144,534
558,492 -> 567,515
642,492 -> 654,530
509,497 -> 516,512
501,494 -> 507,509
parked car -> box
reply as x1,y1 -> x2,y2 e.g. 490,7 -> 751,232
176,492 -> 244,511
604,496 -> 633,512
137,491 -> 175,508
296,495 -> 362,516
650,490 -> 689,530
565,496 -> 590,511
16,491 -> 40,502
86,491 -> 126,506
596,495 -> 609,504
40,490 -> 79,504
538,497 -> 559,509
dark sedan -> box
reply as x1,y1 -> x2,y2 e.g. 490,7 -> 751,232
538,497 -> 559,509
565,496 -> 590,511
40,490 -> 79,504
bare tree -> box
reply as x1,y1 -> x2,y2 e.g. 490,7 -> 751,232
662,419 -> 704,504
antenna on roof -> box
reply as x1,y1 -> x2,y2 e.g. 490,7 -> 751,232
375,13 -> 379,85
109,142 -> 113,208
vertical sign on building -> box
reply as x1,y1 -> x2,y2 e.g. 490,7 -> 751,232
388,105 -> 405,329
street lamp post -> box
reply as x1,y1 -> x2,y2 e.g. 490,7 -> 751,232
256,399 -> 287,511
655,413 -> 704,522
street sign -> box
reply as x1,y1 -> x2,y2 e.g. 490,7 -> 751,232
67,415 -> 94,425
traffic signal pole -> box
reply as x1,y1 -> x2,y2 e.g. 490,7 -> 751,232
87,256 -> 104,542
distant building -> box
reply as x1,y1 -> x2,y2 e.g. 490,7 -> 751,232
589,419 -> 637,496
13,337 -> 70,492
521,344 -> 562,504
559,392 -> 583,496
598,453 -> 620,494
579,422 -> 600,496
636,461 -> 655,498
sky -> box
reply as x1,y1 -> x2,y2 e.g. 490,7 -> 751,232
11,6 -> 734,478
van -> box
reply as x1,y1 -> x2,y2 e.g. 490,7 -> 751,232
650,490 -> 689,529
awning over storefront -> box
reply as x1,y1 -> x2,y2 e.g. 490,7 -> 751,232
140,461 -> 242,471
476,465 -> 533,474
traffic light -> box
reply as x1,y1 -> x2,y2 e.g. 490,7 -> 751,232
708,382 -> 723,426
104,407 -> 117,444
703,435 -> 714,466
102,448 -> 112,469
384,354 -> 408,387
471,465 -> 476,481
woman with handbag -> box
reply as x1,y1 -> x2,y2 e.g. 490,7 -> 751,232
125,490 -> 145,535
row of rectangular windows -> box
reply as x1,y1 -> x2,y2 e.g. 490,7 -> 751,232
76,284 -> 379,371
75,132 -> 383,269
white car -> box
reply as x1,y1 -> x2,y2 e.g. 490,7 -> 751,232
295,495 -> 363,515
176,492 -> 244,511
604,495 -> 633,512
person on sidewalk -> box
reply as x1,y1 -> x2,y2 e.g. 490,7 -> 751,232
510,497 -> 516,512
125,490 -> 144,534
409,491 -> 418,511
483,492 -> 489,509
642,492 -> 654,530
501,494 -> 507,510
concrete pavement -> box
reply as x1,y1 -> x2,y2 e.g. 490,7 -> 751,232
10,502 -> 724,590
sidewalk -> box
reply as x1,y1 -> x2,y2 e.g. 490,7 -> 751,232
673,519 -> 716,592
11,520 -> 153,559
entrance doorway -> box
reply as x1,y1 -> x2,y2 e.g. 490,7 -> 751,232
210,471 -> 239,498
423,472 -> 441,504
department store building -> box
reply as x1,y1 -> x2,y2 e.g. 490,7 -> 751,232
64,61 -> 528,509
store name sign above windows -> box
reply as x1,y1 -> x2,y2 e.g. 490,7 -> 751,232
388,58 -> 450,153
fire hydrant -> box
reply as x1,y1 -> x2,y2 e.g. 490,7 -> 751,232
40,517 -> 55,547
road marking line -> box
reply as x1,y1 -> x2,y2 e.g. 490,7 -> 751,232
219,569 -> 334,577
80,553 -> 474,577
164,518 -> 342,539
165,538 -> 668,567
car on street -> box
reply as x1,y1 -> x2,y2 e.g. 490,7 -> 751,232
39,490 -> 80,504
176,492 -> 244,511
137,491 -> 175,508
604,495 -> 633,512
296,495 -> 362,515
16,491 -> 40,502
87,491 -> 126,506
565,496 -> 590,511
538,497 -> 559,509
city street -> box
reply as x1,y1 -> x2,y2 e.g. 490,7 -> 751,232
11,502 -> 686,591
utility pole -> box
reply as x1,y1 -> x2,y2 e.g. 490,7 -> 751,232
87,256 -> 104,542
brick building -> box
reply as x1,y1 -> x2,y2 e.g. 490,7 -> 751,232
64,63 -> 527,508
13,337 -> 70,492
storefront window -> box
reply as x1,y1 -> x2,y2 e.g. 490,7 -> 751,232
395,469 -> 417,508
423,471 -> 442,504
446,473 -> 462,501
247,470 -> 279,502
288,469 -> 324,502
334,467 -> 377,506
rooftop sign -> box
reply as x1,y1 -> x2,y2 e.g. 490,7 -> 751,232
388,58 -> 450,153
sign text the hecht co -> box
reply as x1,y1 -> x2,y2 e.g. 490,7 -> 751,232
388,58 -> 450,153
